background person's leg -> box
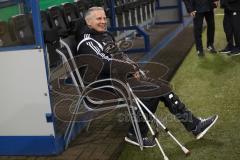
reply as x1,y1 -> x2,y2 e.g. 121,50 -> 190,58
205,11 -> 215,48
193,12 -> 204,54
223,10 -> 234,48
231,11 -> 240,55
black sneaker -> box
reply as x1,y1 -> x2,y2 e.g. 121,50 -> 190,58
228,47 -> 240,56
197,50 -> 205,57
124,133 -> 156,148
207,45 -> 217,53
219,45 -> 232,54
192,115 -> 218,140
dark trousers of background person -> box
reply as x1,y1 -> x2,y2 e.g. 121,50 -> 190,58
193,11 -> 215,52
223,9 -> 234,48
230,11 -> 240,49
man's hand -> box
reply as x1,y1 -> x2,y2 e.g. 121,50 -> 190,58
133,70 -> 149,80
133,71 -> 141,80
190,11 -> 197,17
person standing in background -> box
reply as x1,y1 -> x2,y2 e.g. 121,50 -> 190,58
183,0 -> 219,57
219,0 -> 240,56
219,0 -> 234,54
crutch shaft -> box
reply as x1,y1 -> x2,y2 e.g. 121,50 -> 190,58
155,138 -> 169,160
134,96 -> 169,160
136,97 -> 190,155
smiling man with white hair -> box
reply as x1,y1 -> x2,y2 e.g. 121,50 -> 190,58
76,6 -> 218,147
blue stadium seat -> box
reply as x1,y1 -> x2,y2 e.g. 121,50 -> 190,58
48,6 -> 69,37
8,14 -> 35,45
61,2 -> 79,28
40,10 -> 61,68
75,0 -> 93,17
0,20 -> 13,47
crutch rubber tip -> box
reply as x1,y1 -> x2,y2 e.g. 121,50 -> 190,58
185,151 -> 191,156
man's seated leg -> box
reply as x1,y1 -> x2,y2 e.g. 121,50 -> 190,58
125,98 -> 160,148
125,127 -> 156,148
192,115 -> 218,139
160,92 -> 218,140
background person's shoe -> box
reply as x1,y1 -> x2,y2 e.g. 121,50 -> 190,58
197,50 -> 205,57
228,47 -> 240,56
192,115 -> 218,140
219,45 -> 232,54
124,133 -> 156,148
207,45 -> 217,53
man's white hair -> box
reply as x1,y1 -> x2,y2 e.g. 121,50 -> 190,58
84,6 -> 105,20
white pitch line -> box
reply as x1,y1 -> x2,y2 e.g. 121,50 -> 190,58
215,13 -> 224,16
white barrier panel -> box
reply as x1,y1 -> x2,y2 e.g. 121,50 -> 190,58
0,49 -> 55,136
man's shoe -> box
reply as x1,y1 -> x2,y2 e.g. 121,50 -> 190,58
207,45 -> 217,54
197,50 -> 205,57
192,115 -> 218,140
219,45 -> 232,54
228,47 -> 240,56
124,133 -> 156,148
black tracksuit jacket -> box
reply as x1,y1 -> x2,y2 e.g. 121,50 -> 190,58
221,0 -> 240,11
76,27 -> 137,83
183,0 -> 218,13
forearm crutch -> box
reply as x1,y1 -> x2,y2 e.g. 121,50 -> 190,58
133,91 -> 169,160
135,96 -> 190,155
127,83 -> 190,158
